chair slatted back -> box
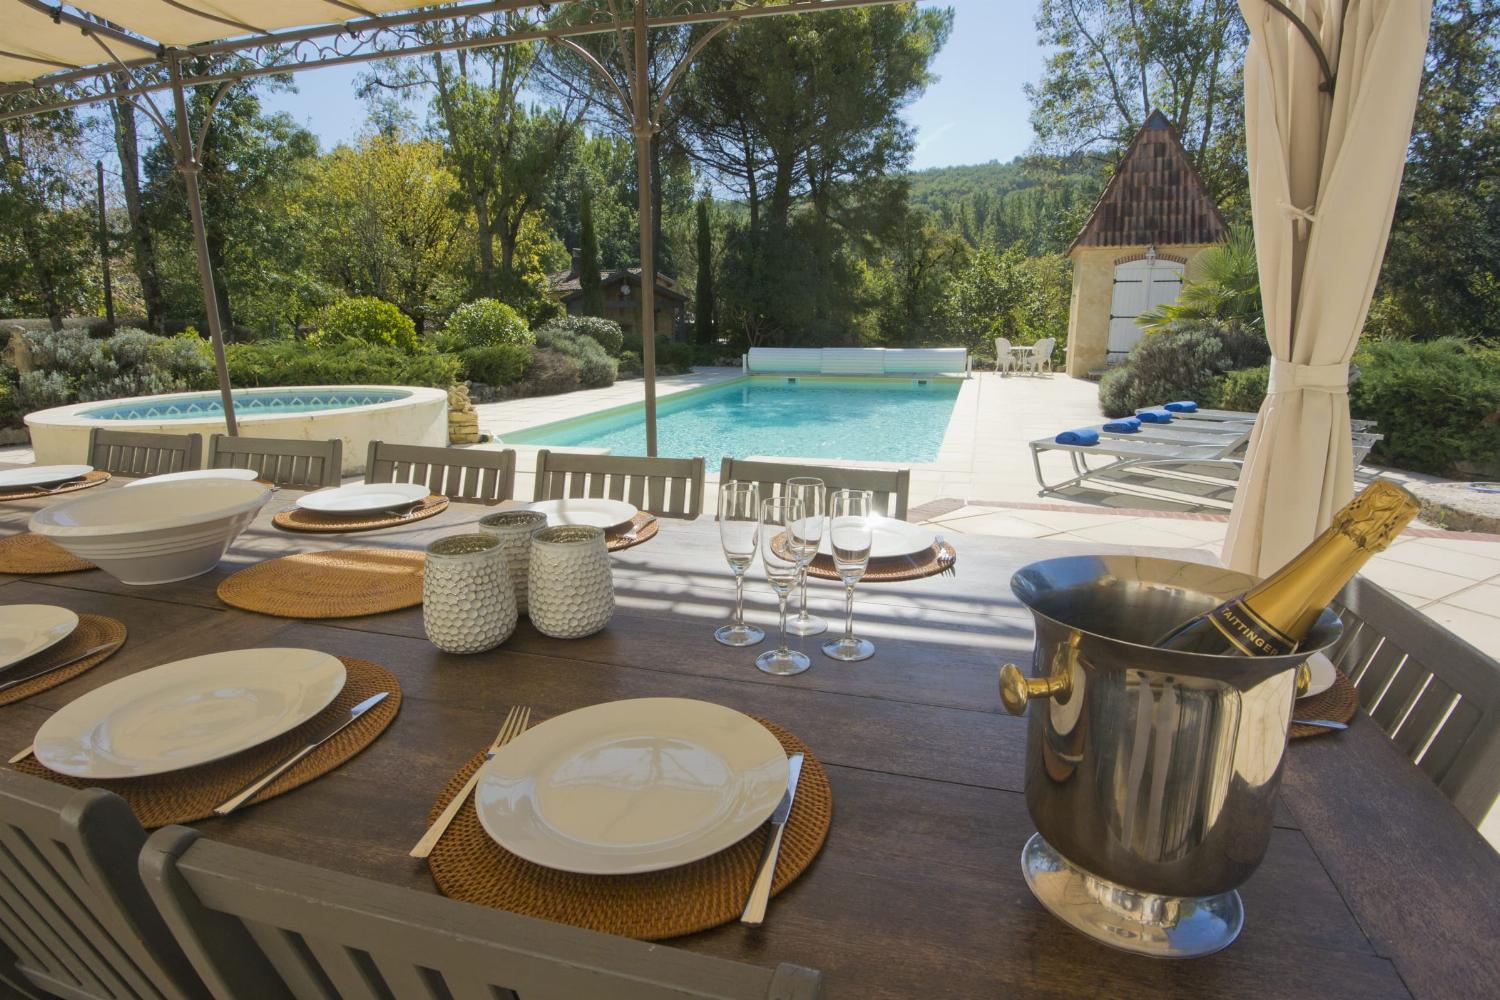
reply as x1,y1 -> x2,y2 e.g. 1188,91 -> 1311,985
86,429 -> 202,478
0,770 -> 206,1000
718,458 -> 910,520
533,450 -> 705,519
365,441 -> 516,504
140,827 -> 821,1000
207,435 -> 341,489
1328,576 -> 1500,825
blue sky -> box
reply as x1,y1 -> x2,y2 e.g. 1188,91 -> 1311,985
259,0 -> 1044,170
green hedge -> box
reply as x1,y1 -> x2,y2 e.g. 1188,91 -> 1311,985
459,344 -> 530,387
1215,366 -> 1268,413
225,340 -> 460,388
308,297 -> 418,352
534,327 -> 617,388
443,299 -> 533,351
536,315 -> 624,356
1098,321 -> 1268,417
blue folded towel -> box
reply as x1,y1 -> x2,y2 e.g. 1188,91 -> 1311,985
1137,409 -> 1174,424
1164,400 -> 1198,413
1055,428 -> 1100,446
1103,419 -> 1141,433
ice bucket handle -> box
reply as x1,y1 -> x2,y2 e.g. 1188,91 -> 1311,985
999,662 -> 1072,716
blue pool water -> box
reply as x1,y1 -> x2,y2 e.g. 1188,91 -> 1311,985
507,377 -> 962,464
82,388 -> 411,421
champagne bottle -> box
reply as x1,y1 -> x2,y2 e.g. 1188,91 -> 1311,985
1155,480 -> 1419,656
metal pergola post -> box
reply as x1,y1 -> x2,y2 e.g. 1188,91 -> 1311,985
630,0 -> 658,456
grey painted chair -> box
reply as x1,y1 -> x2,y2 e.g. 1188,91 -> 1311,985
0,770 -> 208,1000
1330,576 -> 1500,826
140,827 -> 821,1000
718,458 -> 911,520
86,428 -> 202,477
206,434 -> 341,489
533,450 -> 705,519
365,441 -> 516,504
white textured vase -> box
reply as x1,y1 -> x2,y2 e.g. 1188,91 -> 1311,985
478,509 -> 548,615
423,533 -> 517,654
527,525 -> 614,639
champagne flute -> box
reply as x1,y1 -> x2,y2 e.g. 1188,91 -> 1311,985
715,482 -> 765,647
822,489 -> 875,662
756,495 -> 811,676
784,477 -> 827,637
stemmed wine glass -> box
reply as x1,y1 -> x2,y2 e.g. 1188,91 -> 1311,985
756,495 -> 812,676
822,489 -> 875,662
714,482 -> 765,647
784,477 -> 827,637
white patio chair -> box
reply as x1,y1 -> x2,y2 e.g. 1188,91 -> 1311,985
1030,337 -> 1057,375
994,337 -> 1014,375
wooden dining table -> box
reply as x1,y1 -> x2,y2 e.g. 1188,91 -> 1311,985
1,479 -> 1497,999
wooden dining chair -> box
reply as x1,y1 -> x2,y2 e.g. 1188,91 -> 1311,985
86,428 -> 202,477
1329,576 -> 1500,826
140,826 -> 821,1000
206,434 -> 341,489
533,450 -> 705,519
718,458 -> 911,520
365,441 -> 516,504
0,771 -> 208,1000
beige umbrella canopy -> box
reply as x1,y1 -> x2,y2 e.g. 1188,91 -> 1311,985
1223,0 -> 1433,576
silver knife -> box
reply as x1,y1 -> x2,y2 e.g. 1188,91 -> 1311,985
213,692 -> 389,816
740,752 -> 805,926
0,642 -> 119,693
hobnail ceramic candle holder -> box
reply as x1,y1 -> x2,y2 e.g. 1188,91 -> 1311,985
478,509 -> 548,615
527,525 -> 614,639
423,533 -> 517,654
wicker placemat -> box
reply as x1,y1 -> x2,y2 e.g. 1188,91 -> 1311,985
0,470 -> 110,502
425,717 -> 831,940
606,513 -> 659,552
775,531 -> 956,583
272,496 -> 449,534
218,548 -> 425,618
13,657 -> 400,827
1292,669 -> 1359,740
0,533 -> 95,575
0,615 -> 125,706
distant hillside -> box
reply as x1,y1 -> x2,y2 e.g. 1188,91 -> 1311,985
906,155 -> 1105,255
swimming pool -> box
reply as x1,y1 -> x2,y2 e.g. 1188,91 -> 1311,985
506,377 -> 962,464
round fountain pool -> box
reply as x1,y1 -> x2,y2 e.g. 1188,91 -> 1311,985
25,385 -> 449,475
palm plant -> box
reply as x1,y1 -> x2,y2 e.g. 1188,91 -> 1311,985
1137,225 -> 1262,333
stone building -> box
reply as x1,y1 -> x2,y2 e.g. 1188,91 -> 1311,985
548,253 -> 688,341
1065,110 -> 1227,378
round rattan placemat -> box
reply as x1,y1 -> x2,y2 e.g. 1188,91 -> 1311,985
606,513 -> 659,552
774,532 -> 956,583
425,717 -> 831,940
0,470 -> 110,502
1292,669 -> 1359,740
0,533 -> 95,575
272,496 -> 449,534
0,615 -> 124,706
219,547 -> 425,618
14,657 -> 400,827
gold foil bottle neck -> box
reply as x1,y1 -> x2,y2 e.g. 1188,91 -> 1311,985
1330,480 -> 1419,552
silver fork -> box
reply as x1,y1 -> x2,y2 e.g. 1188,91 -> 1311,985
409,705 -> 531,858
935,534 -> 957,577
618,513 -> 657,544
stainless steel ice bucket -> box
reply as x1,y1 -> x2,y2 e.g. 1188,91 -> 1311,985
1001,555 -> 1341,956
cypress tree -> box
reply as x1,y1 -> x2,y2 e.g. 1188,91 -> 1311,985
694,198 -> 716,345
579,188 -> 605,317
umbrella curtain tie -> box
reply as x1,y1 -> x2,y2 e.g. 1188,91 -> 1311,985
1268,358 -> 1349,394
1277,198 -> 1318,236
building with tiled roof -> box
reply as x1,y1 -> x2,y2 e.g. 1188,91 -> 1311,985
1064,110 -> 1228,377
548,252 -> 689,341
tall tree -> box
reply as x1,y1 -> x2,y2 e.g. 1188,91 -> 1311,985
1027,0 -> 1246,210
107,85 -> 166,331
693,196 -> 716,344
578,187 -> 605,316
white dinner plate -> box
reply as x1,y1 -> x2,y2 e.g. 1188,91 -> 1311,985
124,468 -> 260,488
818,515 -> 935,560
0,465 -> 92,491
475,698 -> 789,875
1300,652 -> 1337,700
527,497 -> 638,530
0,605 -> 79,672
34,648 -> 347,778
297,482 -> 429,515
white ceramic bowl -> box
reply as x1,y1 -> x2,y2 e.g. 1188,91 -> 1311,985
29,479 -> 272,585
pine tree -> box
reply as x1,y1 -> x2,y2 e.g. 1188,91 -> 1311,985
579,188 -> 605,317
694,197 -> 716,345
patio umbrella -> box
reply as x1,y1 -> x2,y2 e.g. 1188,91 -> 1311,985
1222,0 -> 1432,576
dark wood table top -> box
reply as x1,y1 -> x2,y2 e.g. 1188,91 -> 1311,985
1,482 -> 1497,999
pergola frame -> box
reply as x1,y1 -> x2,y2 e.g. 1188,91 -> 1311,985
0,0 -> 910,450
